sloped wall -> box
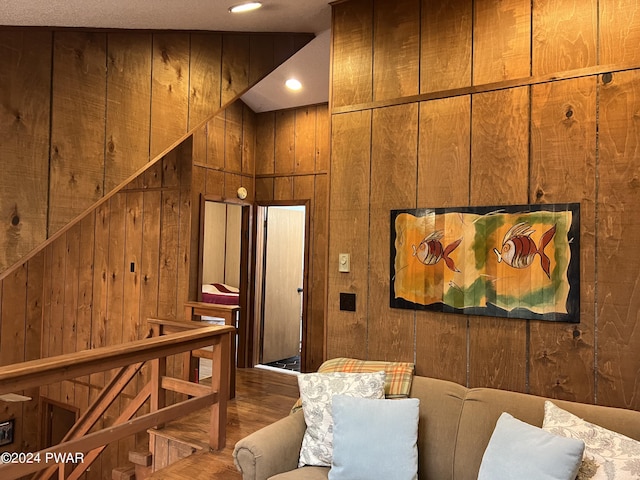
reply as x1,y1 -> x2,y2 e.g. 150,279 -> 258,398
0,27 -> 312,273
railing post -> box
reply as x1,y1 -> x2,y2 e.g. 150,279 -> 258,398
209,331 -> 230,450
150,356 -> 167,429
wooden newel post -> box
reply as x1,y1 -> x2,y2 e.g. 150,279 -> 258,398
209,331 -> 230,450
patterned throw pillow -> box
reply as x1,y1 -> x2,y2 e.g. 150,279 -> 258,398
291,357 -> 415,413
542,401 -> 640,479
297,371 -> 386,467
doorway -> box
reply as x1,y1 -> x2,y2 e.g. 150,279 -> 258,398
256,204 -> 308,373
198,198 -> 251,379
41,398 -> 78,448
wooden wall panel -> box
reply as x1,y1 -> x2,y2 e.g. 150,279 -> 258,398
207,113 -> 226,169
275,110 -> 296,175
310,174 -> 329,371
23,253 -> 44,451
415,96 -> 471,384
250,34 -> 275,86
105,33 -> 152,192
242,103 -> 257,175
473,0 -> 531,84
225,102 -> 244,172
205,169 -> 225,196
150,33 -> 190,158
468,87 -> 530,392
532,0 -> 597,76
295,107 -> 317,173
0,31 -> 51,269
221,34 -> 250,105
315,104 -> 330,171
368,105 -> 418,362
331,0 -> 373,108
600,0 -> 640,65
49,31 -> 107,234
76,214 -> 95,413
189,33 -> 222,128
529,77 -> 596,403
48,236 -> 66,402
597,69 -> 640,409
274,177 -> 294,200
90,202 -> 111,400
158,180 -> 181,321
63,223 -> 81,406
123,193 -> 143,368
255,112 -> 276,175
373,0 -> 420,100
255,178 -> 275,201
327,111 -> 371,360
421,0 -> 472,93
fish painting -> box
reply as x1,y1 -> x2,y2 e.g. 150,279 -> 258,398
493,223 -> 557,278
412,231 -> 462,272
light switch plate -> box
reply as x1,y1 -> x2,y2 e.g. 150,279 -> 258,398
338,253 -> 350,272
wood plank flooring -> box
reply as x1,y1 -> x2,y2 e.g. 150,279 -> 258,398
148,367 -> 300,479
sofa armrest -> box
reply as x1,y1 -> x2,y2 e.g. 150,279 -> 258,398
233,409 -> 306,480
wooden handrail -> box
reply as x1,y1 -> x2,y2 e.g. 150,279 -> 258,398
0,324 -> 233,480
0,325 -> 233,395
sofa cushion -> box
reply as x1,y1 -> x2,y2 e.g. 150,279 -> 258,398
269,466 -> 329,480
297,371 -> 386,467
329,396 -> 419,480
478,412 -> 584,480
543,401 -> 640,479
291,357 -> 415,413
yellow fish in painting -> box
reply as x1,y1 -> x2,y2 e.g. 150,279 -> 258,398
412,231 -> 462,272
493,222 -> 557,278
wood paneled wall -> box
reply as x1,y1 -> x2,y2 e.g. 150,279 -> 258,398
254,105 -> 330,372
0,27 -> 312,273
0,24 -> 311,476
327,0 -> 640,410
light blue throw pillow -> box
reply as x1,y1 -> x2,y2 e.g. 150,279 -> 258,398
329,395 -> 419,480
478,412 -> 585,480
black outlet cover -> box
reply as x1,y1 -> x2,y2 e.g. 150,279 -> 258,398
340,293 -> 356,312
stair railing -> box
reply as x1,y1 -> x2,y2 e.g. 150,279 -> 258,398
0,323 -> 233,480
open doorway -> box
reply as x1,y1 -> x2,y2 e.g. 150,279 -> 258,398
255,204 -> 308,374
41,398 -> 78,448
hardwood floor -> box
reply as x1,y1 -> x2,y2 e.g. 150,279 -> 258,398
148,367 -> 300,479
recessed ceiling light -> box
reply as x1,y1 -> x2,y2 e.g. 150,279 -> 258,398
285,78 -> 302,91
229,2 -> 263,13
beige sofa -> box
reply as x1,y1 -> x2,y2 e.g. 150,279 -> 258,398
233,375 -> 640,480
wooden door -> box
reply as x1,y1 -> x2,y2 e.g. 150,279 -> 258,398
261,206 -> 305,364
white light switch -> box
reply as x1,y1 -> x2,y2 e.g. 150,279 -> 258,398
338,253 -> 350,273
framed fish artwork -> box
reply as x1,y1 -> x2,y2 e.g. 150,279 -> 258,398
390,203 -> 580,323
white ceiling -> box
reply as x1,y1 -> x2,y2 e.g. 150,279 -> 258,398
0,0 -> 332,112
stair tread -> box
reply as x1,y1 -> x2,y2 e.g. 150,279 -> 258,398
148,406 -> 211,450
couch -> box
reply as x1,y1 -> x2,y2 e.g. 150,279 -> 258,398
233,375 -> 640,480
